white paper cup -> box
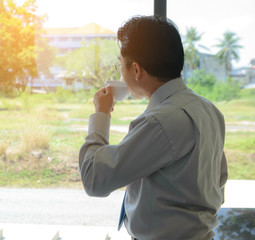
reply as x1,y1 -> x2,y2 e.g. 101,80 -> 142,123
105,80 -> 130,101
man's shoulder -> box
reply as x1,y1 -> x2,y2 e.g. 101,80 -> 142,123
170,88 -> 223,118
134,100 -> 189,129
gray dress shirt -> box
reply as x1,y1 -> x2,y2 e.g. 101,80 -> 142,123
79,78 -> 228,240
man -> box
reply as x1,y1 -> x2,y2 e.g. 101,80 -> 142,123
79,16 -> 228,240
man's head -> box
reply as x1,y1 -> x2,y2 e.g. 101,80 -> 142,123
117,15 -> 184,81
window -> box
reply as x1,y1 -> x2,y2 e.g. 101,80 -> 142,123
66,79 -> 72,85
1,0 -> 254,239
58,37 -> 69,42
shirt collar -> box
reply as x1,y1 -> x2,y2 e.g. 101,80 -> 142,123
147,78 -> 187,110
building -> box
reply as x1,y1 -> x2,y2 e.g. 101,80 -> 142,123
199,53 -> 227,82
32,23 -> 117,92
56,70 -> 93,92
44,23 -> 116,54
231,59 -> 255,88
183,52 -> 227,82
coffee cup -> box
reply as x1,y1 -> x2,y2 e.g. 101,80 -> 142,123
105,80 -> 130,101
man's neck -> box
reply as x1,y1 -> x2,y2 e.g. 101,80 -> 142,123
143,78 -> 167,100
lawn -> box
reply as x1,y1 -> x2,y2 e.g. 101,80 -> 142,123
0,91 -> 254,187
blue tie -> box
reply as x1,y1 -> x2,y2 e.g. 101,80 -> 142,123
118,191 -> 127,230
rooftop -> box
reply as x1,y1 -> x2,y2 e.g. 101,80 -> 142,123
45,23 -> 116,36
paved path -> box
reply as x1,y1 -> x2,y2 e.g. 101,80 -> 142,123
0,188 -> 124,226
73,122 -> 255,134
225,121 -> 255,132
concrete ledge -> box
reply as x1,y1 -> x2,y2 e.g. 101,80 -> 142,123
0,224 -> 130,240
223,180 -> 255,208
0,180 -> 254,239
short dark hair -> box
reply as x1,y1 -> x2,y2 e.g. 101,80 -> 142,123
117,15 -> 184,81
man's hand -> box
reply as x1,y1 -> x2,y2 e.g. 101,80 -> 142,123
93,86 -> 114,116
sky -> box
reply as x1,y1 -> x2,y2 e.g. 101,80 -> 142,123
17,0 -> 255,68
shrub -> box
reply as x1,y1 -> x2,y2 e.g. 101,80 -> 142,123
72,88 -> 98,103
20,91 -> 37,112
0,98 -> 20,110
187,69 -> 217,89
0,142 -> 8,159
21,126 -> 50,153
53,87 -> 73,103
213,77 -> 241,101
187,69 -> 241,102
239,88 -> 255,99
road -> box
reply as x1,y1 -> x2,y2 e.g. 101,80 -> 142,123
0,188 -> 125,227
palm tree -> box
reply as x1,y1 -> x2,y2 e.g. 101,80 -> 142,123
215,31 -> 242,76
183,27 -> 206,70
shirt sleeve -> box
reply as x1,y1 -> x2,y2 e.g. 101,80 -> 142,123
79,113 -> 174,197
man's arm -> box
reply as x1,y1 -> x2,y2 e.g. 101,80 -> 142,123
79,86 -> 114,196
79,113 -> 174,197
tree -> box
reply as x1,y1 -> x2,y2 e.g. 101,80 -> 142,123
0,0 -> 55,94
56,38 -> 120,89
215,31 -> 242,76
183,27 -> 207,70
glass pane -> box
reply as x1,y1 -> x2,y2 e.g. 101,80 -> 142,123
1,0 -> 254,239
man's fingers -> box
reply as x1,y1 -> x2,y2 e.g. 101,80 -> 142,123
93,85 -> 114,116
99,87 -> 107,94
106,86 -> 113,94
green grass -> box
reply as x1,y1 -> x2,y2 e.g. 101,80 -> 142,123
225,132 -> 255,179
0,91 -> 254,187
225,150 -> 255,179
216,98 -> 255,122
0,166 -> 68,188
225,132 -> 255,152
109,131 -> 126,145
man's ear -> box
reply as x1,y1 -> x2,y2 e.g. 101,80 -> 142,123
132,62 -> 142,81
